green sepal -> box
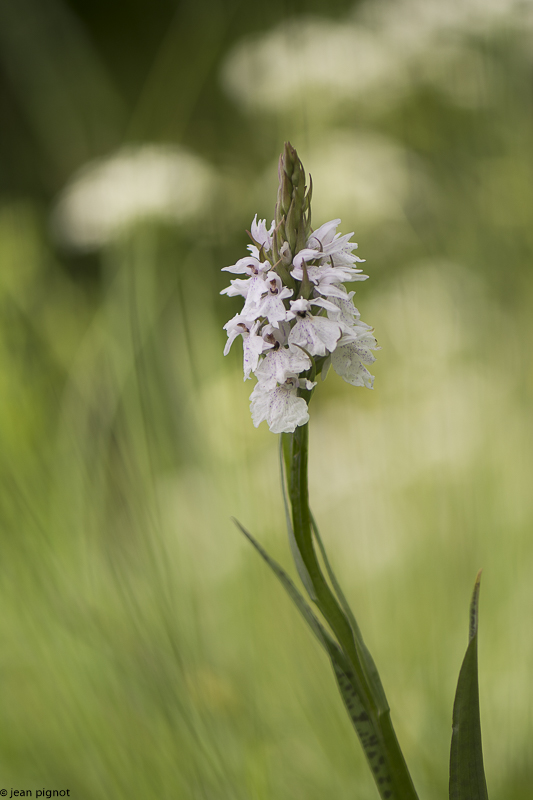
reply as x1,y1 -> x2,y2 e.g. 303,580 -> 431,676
449,571 -> 488,800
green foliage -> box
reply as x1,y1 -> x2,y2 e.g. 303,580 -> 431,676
450,572 -> 488,800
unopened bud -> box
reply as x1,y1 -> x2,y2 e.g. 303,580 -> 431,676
274,142 -> 311,263
280,241 -> 292,265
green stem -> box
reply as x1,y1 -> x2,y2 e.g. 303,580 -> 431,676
285,424 -> 372,703
282,423 -> 419,800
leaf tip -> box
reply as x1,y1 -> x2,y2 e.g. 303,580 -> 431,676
469,569 -> 483,643
231,516 -> 249,538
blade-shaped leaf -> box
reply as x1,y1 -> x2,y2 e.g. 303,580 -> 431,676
233,517 -> 329,650
310,511 -> 390,717
328,647 -> 399,799
449,570 -> 488,800
234,518 -> 400,800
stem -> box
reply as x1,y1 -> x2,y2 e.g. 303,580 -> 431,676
283,423 -> 419,800
285,424 -> 372,703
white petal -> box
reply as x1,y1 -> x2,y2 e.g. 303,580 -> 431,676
250,381 -> 309,434
310,296 -> 338,313
221,274 -> 266,301
292,248 -> 320,269
222,256 -> 269,275
331,342 -> 375,388
254,280 -> 293,327
307,219 -> 341,249
315,282 -> 353,300
254,347 -> 311,389
223,314 -> 249,355
288,315 -> 340,357
324,291 -> 361,325
223,328 -> 241,356
251,215 -> 275,250
288,298 -> 312,315
243,333 -> 272,379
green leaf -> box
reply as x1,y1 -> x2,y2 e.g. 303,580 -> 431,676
449,570 -> 489,800
233,517 -> 327,651
233,518 -> 401,800
328,648 -> 399,799
310,511 -> 390,717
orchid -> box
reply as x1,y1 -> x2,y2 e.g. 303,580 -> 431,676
224,145 -> 487,800
221,145 -> 378,433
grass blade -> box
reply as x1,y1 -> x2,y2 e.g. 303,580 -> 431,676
449,570 -> 488,800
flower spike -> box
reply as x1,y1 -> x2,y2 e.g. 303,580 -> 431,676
221,143 -> 379,433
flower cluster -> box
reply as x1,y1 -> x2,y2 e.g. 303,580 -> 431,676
221,145 -> 378,434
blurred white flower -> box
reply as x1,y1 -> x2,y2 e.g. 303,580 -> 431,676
221,0 -> 532,117
52,144 -> 217,250
220,17 -> 403,115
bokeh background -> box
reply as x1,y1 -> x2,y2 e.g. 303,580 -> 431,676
1,0 -> 532,796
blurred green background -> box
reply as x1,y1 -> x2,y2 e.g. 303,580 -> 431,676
1,0 -> 532,797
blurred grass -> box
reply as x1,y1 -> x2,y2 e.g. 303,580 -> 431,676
0,0 -> 533,797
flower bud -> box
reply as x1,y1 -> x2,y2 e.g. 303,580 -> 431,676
274,142 -> 311,263
280,241 -> 293,265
